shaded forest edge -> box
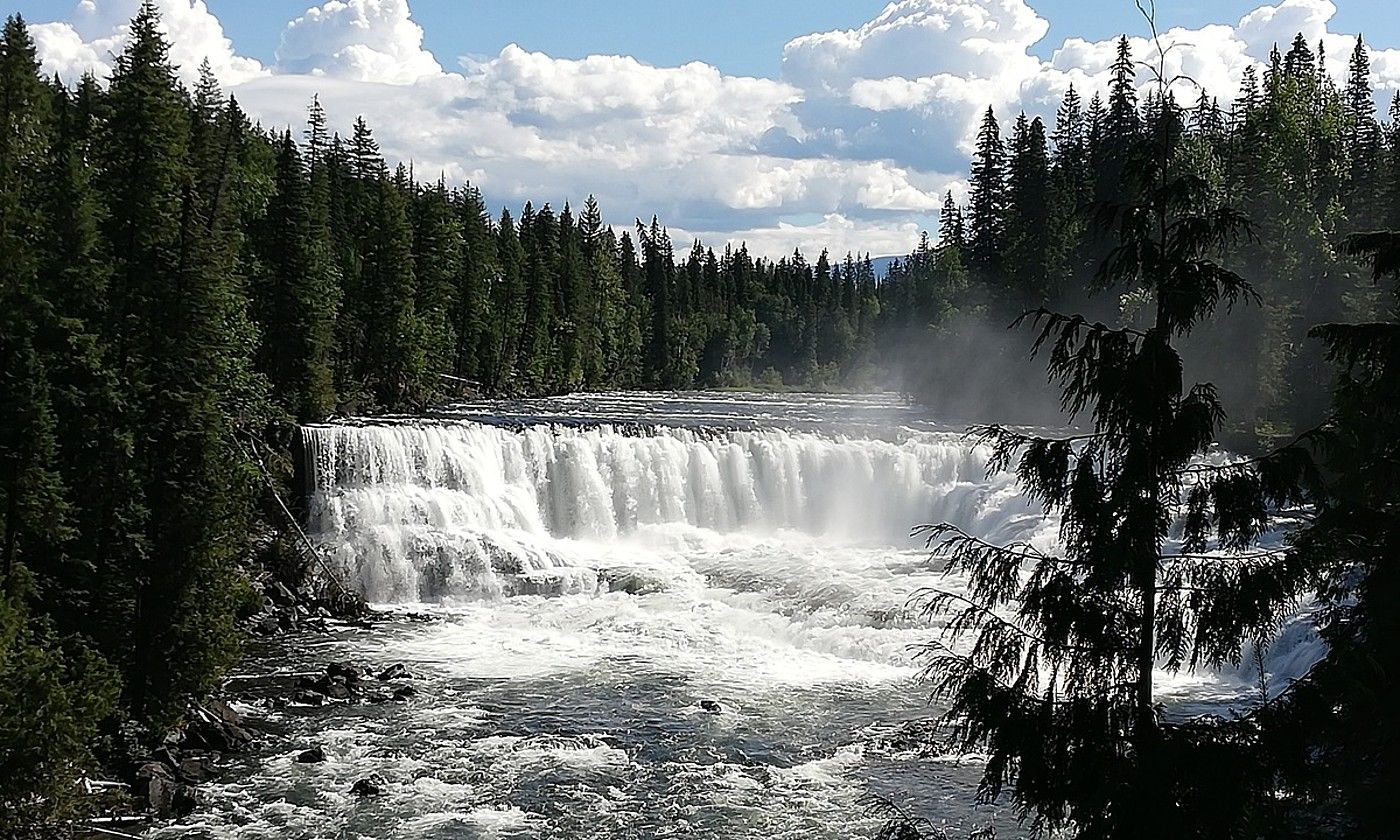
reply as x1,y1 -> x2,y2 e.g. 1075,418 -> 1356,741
0,1 -> 1397,837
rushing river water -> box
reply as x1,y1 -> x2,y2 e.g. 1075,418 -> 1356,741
157,392 -> 1321,839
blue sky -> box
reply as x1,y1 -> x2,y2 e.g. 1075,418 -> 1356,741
17,0 -> 1397,75
20,1 -> 1400,257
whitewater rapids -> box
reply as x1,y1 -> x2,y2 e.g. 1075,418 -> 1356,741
156,393 -> 1320,839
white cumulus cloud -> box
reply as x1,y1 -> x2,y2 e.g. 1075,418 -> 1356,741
31,0 -> 264,85
24,0 -> 1400,257
276,0 -> 440,83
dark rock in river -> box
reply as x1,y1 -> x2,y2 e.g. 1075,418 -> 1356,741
134,762 -> 195,816
177,754 -> 217,784
320,676 -> 353,700
152,745 -> 181,770
351,776 -> 384,797
698,699 -> 723,714
327,661 -> 365,684
377,663 -> 409,682
184,700 -> 254,752
296,746 -> 326,764
286,663 -> 420,707
291,689 -> 325,707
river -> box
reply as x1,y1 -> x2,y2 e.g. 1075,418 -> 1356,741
154,392 -> 1318,839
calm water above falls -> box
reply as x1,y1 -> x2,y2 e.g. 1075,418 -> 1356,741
159,392 -> 1317,840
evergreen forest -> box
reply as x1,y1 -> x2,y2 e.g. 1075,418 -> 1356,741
1,2 -> 1399,838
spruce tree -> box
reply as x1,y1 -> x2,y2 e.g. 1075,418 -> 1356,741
968,107 -> 1007,282
909,25 -> 1317,839
1005,114 -> 1054,307
1342,36 -> 1382,229
253,131 -> 338,421
554,202 -> 588,388
518,201 -> 557,390
578,195 -> 621,384
490,207 -> 527,390
450,185 -> 495,382
410,178 -> 464,388
1264,232 -> 1400,837
937,191 -> 965,253
0,12 -> 67,590
359,173 -> 425,408
101,0 -> 254,725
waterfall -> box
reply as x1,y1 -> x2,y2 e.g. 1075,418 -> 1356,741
299,409 -> 1323,709
302,421 -> 1047,603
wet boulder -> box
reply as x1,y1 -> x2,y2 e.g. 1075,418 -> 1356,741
177,754 -> 217,784
351,776 -> 384,797
291,689 -> 325,707
698,700 -> 723,714
376,663 -> 409,682
184,700 -> 254,752
327,662 -> 365,684
133,762 -> 195,816
296,746 -> 326,764
320,676 -> 353,700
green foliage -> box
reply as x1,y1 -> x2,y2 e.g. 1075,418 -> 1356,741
0,586 -> 119,836
908,43 -> 1322,840
1258,233 -> 1400,838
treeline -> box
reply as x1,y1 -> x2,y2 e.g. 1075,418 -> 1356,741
249,101 -> 889,415
274,111 -> 888,413
874,33 -> 1397,435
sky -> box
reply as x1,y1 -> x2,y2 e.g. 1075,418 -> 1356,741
16,0 -> 1400,258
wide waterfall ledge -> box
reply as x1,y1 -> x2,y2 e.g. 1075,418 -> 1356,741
301,420 -> 1046,604
299,398 -> 1322,708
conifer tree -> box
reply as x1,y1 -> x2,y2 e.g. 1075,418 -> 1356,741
0,23 -> 123,830
518,201 -> 557,389
553,202 -> 588,388
410,179 -> 464,387
968,107 -> 1006,282
578,195 -> 621,383
358,172 -> 425,408
910,19 -> 1317,839
450,185 -> 495,382
1005,114 -> 1055,307
1266,231 -> 1400,838
100,1 -> 256,724
1342,36 -> 1382,228
253,132 -> 338,421
490,207 -> 527,390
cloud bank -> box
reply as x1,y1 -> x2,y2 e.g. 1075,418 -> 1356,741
27,0 -> 1400,257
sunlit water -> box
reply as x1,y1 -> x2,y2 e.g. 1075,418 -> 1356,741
159,392 -> 1319,839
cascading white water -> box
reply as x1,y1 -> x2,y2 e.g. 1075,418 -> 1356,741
163,396 -> 1326,840
303,421 -> 1051,603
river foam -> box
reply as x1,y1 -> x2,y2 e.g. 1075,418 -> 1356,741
158,393 -> 1322,839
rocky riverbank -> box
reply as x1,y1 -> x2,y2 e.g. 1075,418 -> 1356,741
78,606 -> 436,837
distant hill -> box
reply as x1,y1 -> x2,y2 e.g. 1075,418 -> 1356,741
870,255 -> 899,280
